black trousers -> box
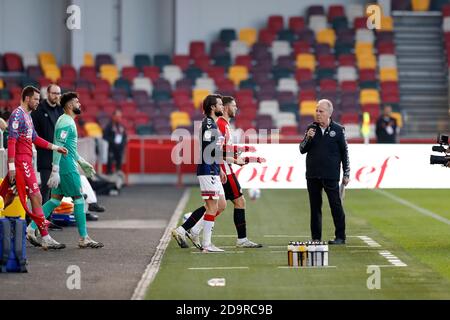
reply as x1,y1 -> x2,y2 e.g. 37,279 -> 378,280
306,178 -> 346,241
107,144 -> 124,174
39,169 -> 52,204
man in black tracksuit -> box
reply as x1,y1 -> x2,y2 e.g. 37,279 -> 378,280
31,84 -> 64,203
299,99 -> 350,245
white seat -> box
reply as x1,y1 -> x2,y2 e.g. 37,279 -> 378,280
444,17 -> 450,32
22,52 -> 38,68
258,100 -> 280,117
308,15 -> 327,33
230,40 -> 250,60
342,123 -> 361,138
162,65 -> 183,87
115,53 -> 133,70
277,78 -> 299,94
356,29 -> 375,44
274,112 -> 297,128
132,77 -> 153,95
194,77 -> 216,92
347,4 -> 364,24
271,40 -> 292,62
378,54 -> 397,68
337,66 -> 357,82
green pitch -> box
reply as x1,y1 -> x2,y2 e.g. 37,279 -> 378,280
146,189 -> 450,300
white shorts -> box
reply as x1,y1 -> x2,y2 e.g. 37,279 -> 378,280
198,175 -> 225,200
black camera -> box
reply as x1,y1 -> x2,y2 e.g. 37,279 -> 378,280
430,134 -> 450,165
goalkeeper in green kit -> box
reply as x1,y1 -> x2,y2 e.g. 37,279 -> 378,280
27,92 -> 104,248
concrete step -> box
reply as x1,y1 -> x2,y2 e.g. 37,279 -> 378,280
394,26 -> 442,33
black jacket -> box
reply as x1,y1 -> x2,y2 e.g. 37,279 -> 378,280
299,120 -> 350,180
31,100 -> 64,170
103,121 -> 128,149
375,116 -> 397,143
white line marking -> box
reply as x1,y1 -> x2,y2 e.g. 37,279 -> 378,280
377,250 -> 408,267
369,265 -> 407,268
277,266 -> 337,269
213,235 -> 237,238
263,235 -> 310,238
357,236 -> 381,247
188,267 -> 249,270
374,189 -> 450,226
190,251 -> 244,254
131,189 -> 191,300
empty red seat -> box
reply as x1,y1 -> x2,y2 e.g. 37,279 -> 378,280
57,78 -> 74,89
235,55 -> 252,68
377,42 -> 396,54
340,81 -> 358,92
338,54 -> 356,66
293,41 -> 312,54
359,69 -> 376,81
122,66 -> 139,82
193,56 -> 211,71
173,55 -> 191,71
281,125 -> 299,136
215,78 -> 235,92
328,5 -> 345,22
295,68 -> 313,83
235,89 -> 254,104
258,29 -> 276,45
288,17 -> 305,32
320,79 -> 337,91
267,15 -> 284,33
206,66 -> 225,80
61,65 -> 77,81
443,4 -> 450,16
3,53 -> 23,72
381,81 -> 399,93
299,89 -> 316,102
189,41 -> 206,59
142,66 -> 160,81
361,103 -> 380,121
353,17 -> 367,29
318,55 -> 336,69
340,112 -> 359,124
80,66 -> 97,81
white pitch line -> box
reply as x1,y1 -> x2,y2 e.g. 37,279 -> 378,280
190,251 -> 244,254
374,189 -> 450,226
371,265 -> 407,268
188,267 -> 249,270
277,266 -> 337,269
131,189 -> 191,300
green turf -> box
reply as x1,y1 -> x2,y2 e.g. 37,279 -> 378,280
146,189 -> 450,300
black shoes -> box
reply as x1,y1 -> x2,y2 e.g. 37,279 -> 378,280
86,212 -> 99,221
328,238 -> 346,245
88,203 -> 105,212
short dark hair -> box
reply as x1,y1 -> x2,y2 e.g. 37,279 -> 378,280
202,94 -> 222,116
222,96 -> 235,106
60,92 -> 79,109
21,86 -> 40,102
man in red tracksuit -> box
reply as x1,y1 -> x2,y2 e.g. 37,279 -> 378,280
0,86 -> 67,250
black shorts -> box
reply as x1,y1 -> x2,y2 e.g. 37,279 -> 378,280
223,173 -> 243,201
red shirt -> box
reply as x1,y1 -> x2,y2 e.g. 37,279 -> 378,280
216,116 -> 234,175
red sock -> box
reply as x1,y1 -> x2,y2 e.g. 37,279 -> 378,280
204,214 -> 216,222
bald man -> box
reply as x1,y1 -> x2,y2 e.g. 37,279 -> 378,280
299,99 -> 350,245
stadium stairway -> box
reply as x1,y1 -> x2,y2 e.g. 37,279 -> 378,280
394,11 -> 450,137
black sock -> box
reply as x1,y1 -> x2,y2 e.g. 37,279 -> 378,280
182,206 -> 206,230
233,208 -> 246,239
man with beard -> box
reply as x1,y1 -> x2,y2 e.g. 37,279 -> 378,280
27,92 -> 103,248
0,86 -> 67,250
172,94 -> 227,252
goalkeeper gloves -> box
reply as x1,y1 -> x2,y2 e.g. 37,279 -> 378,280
47,165 -> 60,189
78,157 -> 96,178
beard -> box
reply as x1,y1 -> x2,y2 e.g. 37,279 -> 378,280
73,107 -> 82,115
214,111 -> 223,117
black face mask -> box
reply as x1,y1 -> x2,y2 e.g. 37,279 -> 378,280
73,107 -> 82,115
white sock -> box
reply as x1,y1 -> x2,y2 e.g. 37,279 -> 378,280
237,237 -> 248,244
42,235 -> 51,241
202,220 -> 215,247
176,226 -> 185,234
190,217 -> 204,235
